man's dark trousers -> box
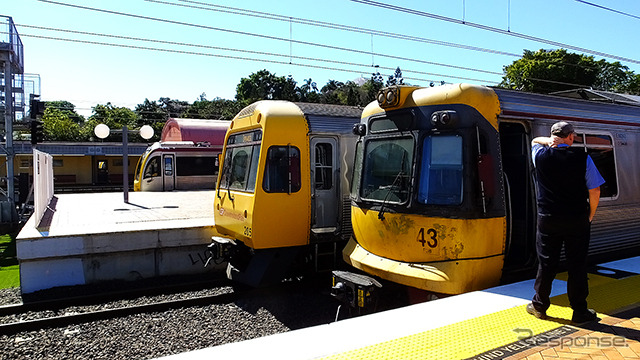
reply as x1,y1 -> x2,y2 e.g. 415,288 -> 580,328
532,214 -> 591,313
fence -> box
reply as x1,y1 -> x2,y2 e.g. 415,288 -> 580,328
33,149 -> 54,227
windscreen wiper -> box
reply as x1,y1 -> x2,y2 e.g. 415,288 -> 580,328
378,151 -> 407,221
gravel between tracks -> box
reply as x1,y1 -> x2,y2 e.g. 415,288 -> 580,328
0,277 -> 343,360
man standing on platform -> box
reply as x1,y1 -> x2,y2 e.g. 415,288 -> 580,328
527,121 -> 605,324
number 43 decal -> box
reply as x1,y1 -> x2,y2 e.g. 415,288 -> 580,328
417,228 -> 438,248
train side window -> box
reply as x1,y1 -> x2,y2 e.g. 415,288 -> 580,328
246,145 -> 261,192
144,156 -> 160,179
164,157 -> 173,176
418,135 -> 463,205
315,143 -> 333,190
176,157 -> 217,176
573,133 -> 617,198
263,146 -> 301,193
350,141 -> 364,198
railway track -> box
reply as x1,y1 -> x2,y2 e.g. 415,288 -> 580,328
0,289 -> 243,336
0,276 -> 244,336
0,276 -> 331,336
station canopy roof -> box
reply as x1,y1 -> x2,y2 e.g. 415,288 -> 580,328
160,118 -> 229,144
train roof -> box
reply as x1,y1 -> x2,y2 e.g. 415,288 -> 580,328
492,87 -> 640,127
160,118 -> 229,144
551,88 -> 640,107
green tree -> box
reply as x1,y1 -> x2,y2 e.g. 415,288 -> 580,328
337,81 -> 362,106
45,101 -> 85,124
236,69 -> 298,105
182,94 -> 241,120
41,107 -> 82,141
85,103 -> 140,142
320,80 -> 345,104
297,78 -> 321,103
500,49 -> 640,94
136,98 -> 168,124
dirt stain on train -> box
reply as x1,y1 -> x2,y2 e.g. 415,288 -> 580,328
382,214 -> 416,236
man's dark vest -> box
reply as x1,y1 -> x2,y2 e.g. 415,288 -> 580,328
534,146 -> 589,218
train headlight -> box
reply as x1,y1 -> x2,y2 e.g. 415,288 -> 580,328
430,110 -> 459,129
352,123 -> 367,136
376,87 -> 400,108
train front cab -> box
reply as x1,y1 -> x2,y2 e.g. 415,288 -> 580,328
345,84 -> 518,295
213,101 -> 360,287
212,102 -> 314,287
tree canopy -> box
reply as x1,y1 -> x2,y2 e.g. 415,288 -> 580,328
500,49 -> 640,94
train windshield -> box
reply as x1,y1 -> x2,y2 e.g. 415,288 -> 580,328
418,135 -> 463,205
134,148 -> 153,182
361,137 -> 413,203
220,130 -> 262,192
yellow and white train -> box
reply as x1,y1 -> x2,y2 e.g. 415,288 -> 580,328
344,83 -> 640,296
211,101 -> 362,286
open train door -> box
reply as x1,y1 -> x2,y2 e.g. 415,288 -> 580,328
499,122 -> 537,276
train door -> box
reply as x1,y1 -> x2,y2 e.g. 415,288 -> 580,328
310,137 -> 338,231
96,159 -> 109,184
499,122 -> 537,273
163,154 -> 175,191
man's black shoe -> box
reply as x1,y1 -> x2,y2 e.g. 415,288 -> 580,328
571,309 -> 598,324
526,303 -> 547,319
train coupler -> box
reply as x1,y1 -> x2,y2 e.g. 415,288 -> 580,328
331,270 -> 382,310
205,236 -> 235,267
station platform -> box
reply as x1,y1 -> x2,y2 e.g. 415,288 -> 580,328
16,190 -> 223,294
158,256 -> 640,360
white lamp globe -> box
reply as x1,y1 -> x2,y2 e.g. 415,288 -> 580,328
139,125 -> 154,140
94,124 -> 110,139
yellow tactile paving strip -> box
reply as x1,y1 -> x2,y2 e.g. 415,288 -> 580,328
321,275 -> 640,360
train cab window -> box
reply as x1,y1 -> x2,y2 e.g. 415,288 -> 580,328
220,130 -> 262,193
418,135 -> 463,205
573,133 -> 617,198
315,143 -> 333,190
143,156 -> 160,179
263,146 -> 301,193
361,137 -> 413,202
226,146 -> 252,190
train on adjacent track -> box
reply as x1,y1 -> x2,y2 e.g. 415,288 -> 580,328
210,101 -> 362,286
209,84 -> 640,303
133,118 -> 229,191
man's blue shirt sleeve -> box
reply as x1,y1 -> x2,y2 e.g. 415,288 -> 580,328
531,143 -> 543,167
586,155 -> 606,190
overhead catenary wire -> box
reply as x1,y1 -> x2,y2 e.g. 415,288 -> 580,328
350,0 -> 640,65
574,0 -> 640,21
146,0 -> 522,58
15,24 -> 496,83
8,29 -> 496,84
155,0 -> 604,74
35,0 -> 504,77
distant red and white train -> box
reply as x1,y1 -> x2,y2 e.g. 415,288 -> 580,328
133,118 -> 229,191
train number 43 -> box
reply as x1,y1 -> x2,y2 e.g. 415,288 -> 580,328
417,228 -> 438,248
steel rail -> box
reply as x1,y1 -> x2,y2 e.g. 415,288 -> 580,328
0,287 -> 244,336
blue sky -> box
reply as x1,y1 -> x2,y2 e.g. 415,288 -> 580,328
3,0 -> 640,116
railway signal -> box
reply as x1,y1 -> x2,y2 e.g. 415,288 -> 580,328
30,120 -> 44,145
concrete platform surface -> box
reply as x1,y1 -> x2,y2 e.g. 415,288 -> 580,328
16,190 -> 222,294
19,190 -> 216,237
